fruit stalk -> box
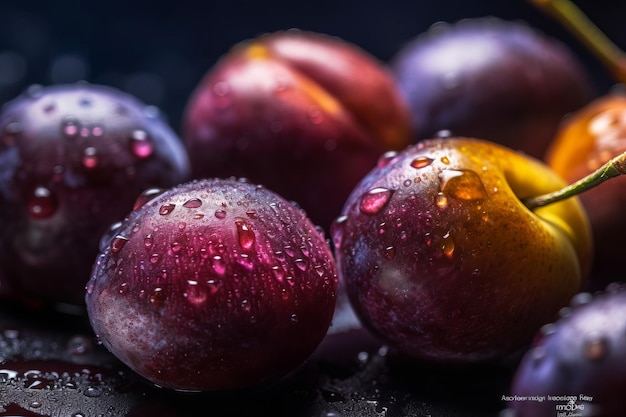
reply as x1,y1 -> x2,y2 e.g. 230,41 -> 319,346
523,150 -> 626,209
529,0 -> 626,83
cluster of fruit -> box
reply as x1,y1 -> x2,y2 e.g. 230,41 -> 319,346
1,0 -> 626,415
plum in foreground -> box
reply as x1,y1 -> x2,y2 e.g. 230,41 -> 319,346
332,138 -> 592,363
85,178 -> 338,392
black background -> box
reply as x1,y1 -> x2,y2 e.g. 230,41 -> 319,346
0,0 -> 624,132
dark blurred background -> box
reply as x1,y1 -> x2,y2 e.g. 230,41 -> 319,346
0,0 -> 623,132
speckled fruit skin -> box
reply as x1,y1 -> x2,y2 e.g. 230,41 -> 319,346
391,18 -> 592,158
182,29 -> 412,230
332,137 -> 592,363
85,178 -> 338,392
545,93 -> 626,287
508,286 -> 626,417
0,83 -> 190,306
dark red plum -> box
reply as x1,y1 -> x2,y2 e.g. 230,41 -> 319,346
331,138 -> 591,364
0,83 -> 190,306
507,285 -> 626,417
85,178 -> 338,392
391,17 -> 593,158
182,30 -> 413,230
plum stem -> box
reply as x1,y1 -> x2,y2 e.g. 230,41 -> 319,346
529,0 -> 626,83
523,151 -> 626,209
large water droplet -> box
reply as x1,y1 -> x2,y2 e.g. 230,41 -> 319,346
133,188 -> 164,210
383,246 -> 396,260
159,203 -> 176,215
27,186 -> 58,219
131,129 -> 153,158
410,156 -> 434,169
82,146 -> 99,169
236,220 -> 255,250
377,151 -> 398,168
214,209 -> 227,219
435,192 -> 448,209
183,198 -> 202,209
110,235 -> 129,253
440,169 -> 487,201
359,188 -> 393,215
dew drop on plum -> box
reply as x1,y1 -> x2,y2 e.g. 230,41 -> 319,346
130,129 -> 153,158
439,169 -> 487,201
133,188 -> 164,211
410,156 -> 434,169
359,188 -> 393,215
159,203 -> 176,216
26,186 -> 58,219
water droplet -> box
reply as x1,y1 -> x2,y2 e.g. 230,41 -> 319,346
236,220 -> 255,250
403,179 -> 412,187
383,246 -> 396,260
359,187 -> 393,215
110,236 -> 129,253
82,146 -> 99,169
294,258 -> 308,271
439,169 -> 487,201
377,151 -> 398,168
214,209 -> 227,219
440,156 -> 450,165
212,256 -> 226,275
183,198 -> 202,209
149,253 -> 160,264
584,337 -> 608,361
131,129 -> 153,158
410,156 -> 434,169
133,188 -> 164,210
30,401 -> 43,409
83,386 -> 102,397
27,186 -> 58,219
290,313 -> 299,324
62,117 -> 80,137
441,232 -> 455,258
185,280 -> 207,305
150,287 -> 165,307
435,192 -> 448,209
159,203 -> 176,215
330,215 -> 346,249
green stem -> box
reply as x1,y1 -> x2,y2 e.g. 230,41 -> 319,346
528,0 -> 626,84
523,151 -> 626,209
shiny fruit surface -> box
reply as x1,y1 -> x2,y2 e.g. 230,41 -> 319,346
0,83 -> 190,306
508,285 -> 626,417
183,29 -> 413,230
332,137 -> 592,363
545,93 -> 626,286
86,178 -> 338,392
391,18 -> 593,158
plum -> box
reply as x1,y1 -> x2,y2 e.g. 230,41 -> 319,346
85,178 -> 338,392
182,29 -> 413,230
0,83 -> 190,306
507,285 -> 626,417
391,17 -> 593,158
332,137 -> 591,363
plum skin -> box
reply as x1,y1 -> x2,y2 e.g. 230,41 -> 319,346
391,17 -> 592,158
0,83 -> 191,306
509,286 -> 626,417
86,178 -> 338,392
332,138 -> 591,363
